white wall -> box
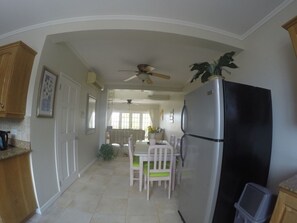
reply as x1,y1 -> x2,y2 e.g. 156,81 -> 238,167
226,1 -> 297,192
30,39 -> 100,209
159,95 -> 184,140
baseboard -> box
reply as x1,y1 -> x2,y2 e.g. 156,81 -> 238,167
78,157 -> 97,178
36,191 -> 61,214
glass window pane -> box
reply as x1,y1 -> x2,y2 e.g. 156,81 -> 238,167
111,112 -> 120,129
131,113 -> 140,129
121,113 -> 130,129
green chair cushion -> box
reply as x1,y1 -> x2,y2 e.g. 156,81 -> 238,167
143,163 -> 170,177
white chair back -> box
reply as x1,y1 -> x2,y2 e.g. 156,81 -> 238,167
128,135 -> 134,164
146,144 -> 174,199
147,145 -> 174,178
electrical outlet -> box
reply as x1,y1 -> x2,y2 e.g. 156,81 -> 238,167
10,129 -> 17,136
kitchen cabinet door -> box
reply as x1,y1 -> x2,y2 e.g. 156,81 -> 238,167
270,189 -> 297,223
0,41 -> 36,118
0,153 -> 37,223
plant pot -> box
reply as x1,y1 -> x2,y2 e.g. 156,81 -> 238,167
208,75 -> 225,81
149,133 -> 155,139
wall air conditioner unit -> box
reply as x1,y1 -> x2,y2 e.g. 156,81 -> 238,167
87,72 -> 104,91
148,94 -> 170,100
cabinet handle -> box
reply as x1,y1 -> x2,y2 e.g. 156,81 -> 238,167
0,103 -> 4,109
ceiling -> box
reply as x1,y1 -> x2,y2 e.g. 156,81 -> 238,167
1,0 -> 293,100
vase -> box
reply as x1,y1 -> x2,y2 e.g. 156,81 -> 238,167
149,133 -> 155,139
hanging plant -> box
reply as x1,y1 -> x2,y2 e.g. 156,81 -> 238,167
190,51 -> 238,83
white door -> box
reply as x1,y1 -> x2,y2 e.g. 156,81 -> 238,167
55,74 -> 80,192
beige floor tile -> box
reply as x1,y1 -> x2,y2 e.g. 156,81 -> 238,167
95,197 -> 128,215
103,184 -> 130,199
52,208 -> 92,223
68,192 -> 101,213
90,214 -> 125,223
126,215 -> 159,223
27,155 -> 182,223
127,197 -> 158,216
159,213 -> 183,223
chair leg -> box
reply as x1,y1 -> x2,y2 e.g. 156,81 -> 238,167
130,169 -> 133,186
168,179 -> 172,199
147,178 -> 150,200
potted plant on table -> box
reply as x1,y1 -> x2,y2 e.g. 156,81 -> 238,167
148,126 -> 158,139
190,51 -> 238,83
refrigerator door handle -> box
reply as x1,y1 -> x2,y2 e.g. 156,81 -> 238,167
181,101 -> 186,133
180,134 -> 186,167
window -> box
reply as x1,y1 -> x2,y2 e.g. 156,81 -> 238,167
121,113 -> 130,129
131,113 -> 140,129
111,112 -> 120,129
110,111 -> 151,130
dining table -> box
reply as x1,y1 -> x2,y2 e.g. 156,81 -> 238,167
133,140 -> 180,192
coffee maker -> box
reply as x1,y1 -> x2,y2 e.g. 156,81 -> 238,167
0,131 -> 10,150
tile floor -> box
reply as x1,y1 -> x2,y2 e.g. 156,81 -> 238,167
27,153 -> 183,223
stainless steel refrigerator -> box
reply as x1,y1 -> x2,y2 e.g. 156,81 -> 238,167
178,79 -> 272,223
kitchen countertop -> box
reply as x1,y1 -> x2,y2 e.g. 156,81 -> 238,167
0,146 -> 31,160
279,174 -> 297,194
0,139 -> 31,160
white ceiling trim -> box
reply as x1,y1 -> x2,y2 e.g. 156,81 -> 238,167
0,14 -> 242,41
240,0 -> 294,40
0,1 -> 293,41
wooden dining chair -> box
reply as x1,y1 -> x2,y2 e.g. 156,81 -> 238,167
128,135 -> 140,186
144,144 -> 174,200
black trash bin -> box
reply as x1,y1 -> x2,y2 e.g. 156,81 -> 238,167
234,183 -> 276,223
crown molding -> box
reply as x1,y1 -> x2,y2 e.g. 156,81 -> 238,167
240,0 -> 295,40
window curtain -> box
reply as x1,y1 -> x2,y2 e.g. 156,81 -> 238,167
149,108 -> 157,127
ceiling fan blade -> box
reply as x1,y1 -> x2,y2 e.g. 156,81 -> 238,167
146,77 -> 153,84
124,75 -> 138,82
151,72 -> 171,79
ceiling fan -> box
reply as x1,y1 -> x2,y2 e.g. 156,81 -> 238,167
119,64 -> 171,84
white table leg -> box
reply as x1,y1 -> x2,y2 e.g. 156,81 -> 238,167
139,157 -> 143,192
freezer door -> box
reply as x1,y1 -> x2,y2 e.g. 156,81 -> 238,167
178,135 -> 223,223
184,79 -> 224,139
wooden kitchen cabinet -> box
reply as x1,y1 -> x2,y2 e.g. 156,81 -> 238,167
0,152 -> 36,223
270,175 -> 297,223
282,16 -> 297,57
0,41 -> 36,118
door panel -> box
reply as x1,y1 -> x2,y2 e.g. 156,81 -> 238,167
56,74 -> 80,192
179,135 -> 223,223
184,79 -> 224,139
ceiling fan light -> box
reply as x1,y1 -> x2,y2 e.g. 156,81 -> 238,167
138,73 -> 149,80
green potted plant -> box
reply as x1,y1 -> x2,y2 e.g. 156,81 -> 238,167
98,144 -> 115,160
190,51 -> 238,83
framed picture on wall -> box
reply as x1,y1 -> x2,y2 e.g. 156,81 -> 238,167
36,66 -> 58,117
